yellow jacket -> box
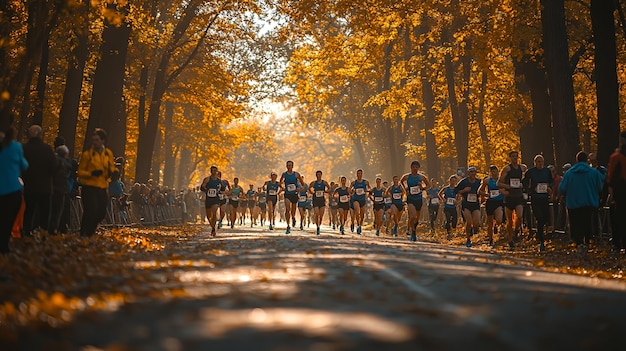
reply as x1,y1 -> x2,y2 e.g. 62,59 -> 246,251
77,147 -> 117,189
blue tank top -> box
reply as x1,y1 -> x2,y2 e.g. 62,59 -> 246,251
266,181 -> 279,196
298,185 -> 308,203
372,187 -> 384,203
443,187 -> 457,208
258,192 -> 266,204
313,180 -> 326,199
231,187 -> 242,200
390,185 -> 403,204
336,187 -> 350,203
353,179 -> 367,200
406,174 -> 423,200
283,171 -> 298,194
487,177 -> 504,201
427,187 -> 440,206
455,177 -> 481,206
247,189 -> 256,201
204,177 -> 221,198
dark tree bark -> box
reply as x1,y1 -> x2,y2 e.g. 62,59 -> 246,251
422,73 -> 440,181
514,56 -> 555,166
58,0 -> 89,157
32,26 -> 51,126
475,70 -> 491,170
83,3 -> 130,154
591,0 -> 620,166
162,101 -> 176,188
177,147 -> 192,191
444,54 -> 469,169
540,0 -> 581,165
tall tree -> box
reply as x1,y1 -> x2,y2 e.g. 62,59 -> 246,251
540,0 -> 580,164
591,0 -> 620,165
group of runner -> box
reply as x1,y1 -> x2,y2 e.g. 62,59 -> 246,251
200,152 -> 552,251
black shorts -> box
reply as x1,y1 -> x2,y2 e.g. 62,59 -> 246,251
373,203 -> 385,211
285,193 -> 298,204
313,198 -> 326,208
330,202 -> 338,210
267,195 -> 278,205
219,197 -> 227,205
230,200 -> 239,208
462,203 -> 480,212
406,198 -> 423,210
205,197 -> 220,208
338,202 -> 350,211
504,196 -> 525,210
247,201 -> 256,209
486,200 -> 503,216
392,203 -> 405,212
258,203 -> 267,211
353,198 -> 366,208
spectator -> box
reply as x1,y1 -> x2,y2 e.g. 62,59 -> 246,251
523,155 -> 554,252
22,125 -> 57,236
558,152 -> 605,255
77,128 -> 116,237
607,131 -> 626,252
108,170 -> 124,199
0,126 -> 28,254
49,145 -> 72,234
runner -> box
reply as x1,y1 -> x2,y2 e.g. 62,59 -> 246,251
257,187 -> 267,227
479,165 -> 504,247
401,161 -> 430,242
383,180 -> 393,235
455,166 -> 482,247
349,192 -> 356,233
216,171 -> 230,229
385,176 -> 406,237
328,181 -> 339,230
333,176 -> 351,234
263,172 -> 280,230
350,169 -> 371,235
523,155 -> 554,252
438,175 -> 459,240
297,176 -> 309,230
426,178 -> 441,233
246,184 -> 257,227
309,170 -> 330,235
498,151 -> 526,249
370,177 -> 385,236
279,160 -> 305,234
228,177 -> 244,229
200,166 -> 221,236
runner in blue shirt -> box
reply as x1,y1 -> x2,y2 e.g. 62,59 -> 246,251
333,176 -> 351,234
350,169 -> 371,235
200,166 -> 221,236
309,170 -> 330,235
479,165 -> 504,247
370,177 -> 386,236
455,166 -> 482,247
426,179 -> 441,232
216,171 -> 230,229
400,161 -> 430,242
263,172 -> 281,230
297,178 -> 309,230
279,160 -> 305,234
384,175 -> 406,237
438,175 -> 459,240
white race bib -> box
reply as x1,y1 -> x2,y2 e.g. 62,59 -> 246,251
232,196 -> 239,201
430,198 -> 439,205
259,197 -> 266,203
410,186 -> 421,195
393,193 -> 402,200
374,196 -> 383,202
446,197 -> 455,205
536,183 -> 548,194
355,188 -> 365,195
316,190 -> 324,197
467,193 -> 478,203
340,195 -> 349,203
384,197 -> 392,204
207,189 -> 217,197
287,184 -> 296,192
299,196 -> 307,202
269,189 -> 277,196
489,189 -> 501,198
219,193 -> 225,200
510,178 -> 521,189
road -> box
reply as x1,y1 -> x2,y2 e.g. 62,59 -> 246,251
13,224 -> 626,351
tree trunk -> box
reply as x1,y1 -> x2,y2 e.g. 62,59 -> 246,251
152,128 -> 163,185
541,0 -> 580,165
58,1 -> 89,157
591,0 -> 620,166
162,101 -> 176,188
475,70 -> 491,170
444,54 -> 468,169
83,3 -> 130,153
32,26 -> 51,127
422,72 -> 440,181
177,146 -> 192,191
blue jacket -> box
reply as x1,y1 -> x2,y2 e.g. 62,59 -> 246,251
558,161 -> 605,209
0,140 -> 29,195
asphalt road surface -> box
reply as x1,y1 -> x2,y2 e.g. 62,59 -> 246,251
14,223 -> 626,351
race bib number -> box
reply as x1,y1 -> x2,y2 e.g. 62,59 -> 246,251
384,197 -> 392,204
269,189 -> 277,196
446,197 -> 455,205
231,196 -> 238,201
393,193 -> 402,200
374,196 -> 383,202
410,186 -> 421,195
340,195 -> 349,203
430,198 -> 439,205
259,198 -> 266,204
467,193 -> 478,203
299,196 -> 307,202
536,183 -> 548,194
490,189 -> 500,198
287,184 -> 296,192
207,189 -> 217,197
355,188 -> 365,196
510,178 -> 521,189
316,190 -> 324,197
218,193 -> 225,200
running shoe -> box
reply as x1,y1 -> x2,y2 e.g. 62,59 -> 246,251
340,226 -> 345,234
316,227 -> 320,235
376,229 -> 380,236
269,224 -> 273,230
466,239 -> 472,247
231,223 -> 234,229
218,220 -> 222,229
410,232 -> 417,242
357,226 -> 362,235
350,223 -> 354,232
286,227 -> 291,234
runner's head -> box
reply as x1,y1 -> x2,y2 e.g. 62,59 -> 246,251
270,171 -> 277,180
508,150 -> 519,165
410,160 -> 420,173
210,165 -> 218,176
430,178 -> 438,188
234,177 -> 239,185
467,166 -> 477,180
448,174 -> 458,186
376,177 -> 382,186
286,160 -> 294,170
340,176 -> 347,186
489,165 -> 498,178
576,151 -> 588,163
249,184 -> 254,189
533,154 -> 544,169
392,175 -> 400,185
316,170 -> 322,180
356,169 -> 363,179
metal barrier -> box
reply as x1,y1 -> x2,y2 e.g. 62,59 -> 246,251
69,197 -> 182,231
